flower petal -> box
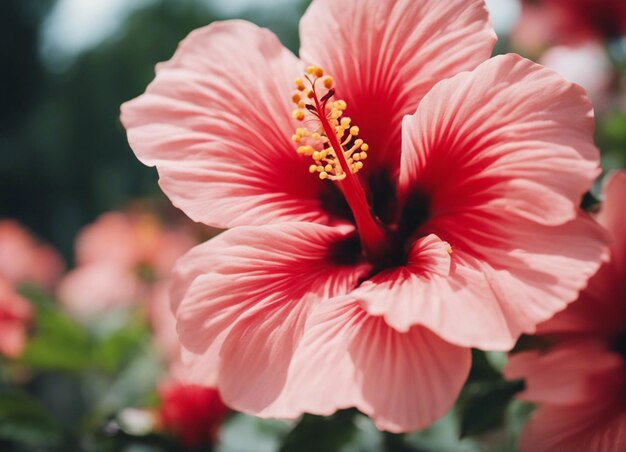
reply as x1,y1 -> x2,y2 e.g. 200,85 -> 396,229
538,170 -> 626,336
173,223 -> 370,410
356,214 -> 607,350
261,300 -> 470,432
599,170 -> 626,274
57,264 -> 142,319
74,212 -> 142,266
349,234 -> 452,333
519,405 -> 626,452
504,341 -> 623,406
122,21 -> 331,228
0,279 -> 33,358
400,53 -> 600,227
299,0 -> 496,177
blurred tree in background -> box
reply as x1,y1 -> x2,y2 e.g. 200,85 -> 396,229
0,0 -> 307,260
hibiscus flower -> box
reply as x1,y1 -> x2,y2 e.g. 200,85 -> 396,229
157,382 -> 228,450
0,220 -> 64,291
515,0 -> 626,47
0,278 -> 33,358
505,171 -> 626,452
122,0 -> 607,431
58,208 -> 195,320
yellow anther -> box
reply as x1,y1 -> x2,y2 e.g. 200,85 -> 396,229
297,145 -> 314,156
306,66 -> 324,77
335,100 -> 347,110
292,68 -> 370,180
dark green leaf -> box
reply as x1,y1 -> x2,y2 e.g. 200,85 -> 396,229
0,390 -> 63,447
467,350 -> 501,382
280,410 -> 358,452
459,380 -> 524,438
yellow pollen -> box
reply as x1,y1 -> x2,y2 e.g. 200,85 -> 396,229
292,109 -> 305,121
290,67 -> 370,181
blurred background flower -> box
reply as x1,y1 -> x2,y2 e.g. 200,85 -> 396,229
1,0 -> 625,450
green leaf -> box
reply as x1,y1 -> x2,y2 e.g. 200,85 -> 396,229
459,380 -> 524,439
0,390 -> 63,447
92,319 -> 150,373
468,349 -> 501,382
280,410 -> 358,452
19,301 -> 92,372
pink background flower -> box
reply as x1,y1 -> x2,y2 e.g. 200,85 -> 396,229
57,209 -> 195,319
0,220 -> 64,291
157,381 -> 228,449
505,171 -> 626,452
0,278 -> 33,358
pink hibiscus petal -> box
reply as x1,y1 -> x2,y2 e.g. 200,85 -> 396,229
299,0 -> 496,177
538,171 -> 626,336
356,213 -> 607,350
504,340 -> 623,406
399,53 -> 600,227
0,280 -> 33,358
57,263 -> 143,319
75,212 -> 143,266
349,234 -> 452,333
173,223 -> 370,409
122,21 -> 331,229
257,299 -> 470,432
599,170 -> 626,274
520,404 -> 626,452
